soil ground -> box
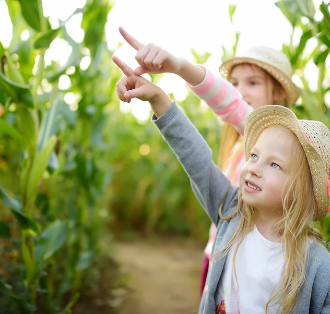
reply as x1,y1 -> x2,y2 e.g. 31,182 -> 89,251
74,237 -> 204,314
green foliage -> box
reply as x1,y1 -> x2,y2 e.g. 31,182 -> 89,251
0,0 -> 329,312
0,0 -> 114,312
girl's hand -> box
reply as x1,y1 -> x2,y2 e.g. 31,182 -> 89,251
112,55 -> 172,118
119,27 -> 183,76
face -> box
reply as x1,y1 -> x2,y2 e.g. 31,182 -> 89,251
240,126 -> 299,214
229,64 -> 274,109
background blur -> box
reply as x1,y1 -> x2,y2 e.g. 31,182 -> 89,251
0,0 -> 329,313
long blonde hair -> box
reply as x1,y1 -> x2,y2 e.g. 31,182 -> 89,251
213,128 -> 324,314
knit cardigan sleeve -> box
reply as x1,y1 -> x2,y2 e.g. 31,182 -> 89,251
152,101 -> 239,224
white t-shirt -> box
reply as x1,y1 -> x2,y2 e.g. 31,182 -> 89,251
215,225 -> 284,314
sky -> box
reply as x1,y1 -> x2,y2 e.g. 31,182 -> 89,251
0,0 -> 325,121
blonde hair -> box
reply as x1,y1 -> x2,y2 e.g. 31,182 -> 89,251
213,127 -> 324,314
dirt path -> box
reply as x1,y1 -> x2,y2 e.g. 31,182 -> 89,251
114,238 -> 204,314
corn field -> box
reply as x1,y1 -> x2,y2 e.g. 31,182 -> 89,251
0,0 -> 329,313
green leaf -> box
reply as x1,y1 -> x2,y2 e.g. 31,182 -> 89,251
229,5 -> 237,22
300,90 -> 326,122
0,119 -> 24,146
76,251 -> 94,270
26,136 -> 57,201
82,2 -> 110,57
0,71 -> 34,108
276,0 -> 315,21
0,185 -> 39,232
275,1 -> 298,25
0,221 -> 11,238
3,53 -> 25,85
17,106 -> 38,157
320,2 -> 330,30
319,33 -> 330,49
34,28 -> 61,49
38,99 -> 74,148
0,41 -> 4,56
290,29 -> 313,66
17,0 -> 41,31
26,136 -> 56,199
314,49 -> 329,65
295,0 -> 315,19
35,220 -> 69,261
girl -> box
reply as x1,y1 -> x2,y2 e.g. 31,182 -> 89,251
112,55 -> 330,314
118,27 -> 300,295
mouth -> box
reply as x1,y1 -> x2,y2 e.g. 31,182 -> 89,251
245,180 -> 261,191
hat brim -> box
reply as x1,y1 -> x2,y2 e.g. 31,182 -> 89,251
244,105 -> 328,221
220,57 -> 300,106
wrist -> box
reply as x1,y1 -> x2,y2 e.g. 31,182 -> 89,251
149,89 -> 172,118
176,59 -> 206,86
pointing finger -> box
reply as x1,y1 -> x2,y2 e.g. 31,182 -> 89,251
112,56 -> 134,77
119,26 -> 144,51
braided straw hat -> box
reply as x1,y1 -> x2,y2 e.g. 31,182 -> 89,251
244,105 -> 330,221
219,46 -> 300,106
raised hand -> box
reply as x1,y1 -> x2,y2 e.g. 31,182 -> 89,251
119,27 -> 183,76
112,55 -> 172,117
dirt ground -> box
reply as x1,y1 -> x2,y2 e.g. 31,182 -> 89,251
74,237 -> 205,314
114,238 -> 204,314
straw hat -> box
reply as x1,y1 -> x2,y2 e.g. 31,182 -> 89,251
219,46 -> 300,106
244,105 -> 330,221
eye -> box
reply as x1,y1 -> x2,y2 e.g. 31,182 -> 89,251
231,82 -> 238,87
250,81 -> 257,86
271,163 -> 280,170
251,153 -> 258,160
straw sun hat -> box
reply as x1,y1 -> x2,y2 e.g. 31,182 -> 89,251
244,105 -> 330,221
219,46 -> 300,106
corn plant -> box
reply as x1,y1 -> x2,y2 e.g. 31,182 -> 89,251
0,0 -> 114,313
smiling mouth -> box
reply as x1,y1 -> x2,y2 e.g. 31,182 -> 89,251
246,181 -> 261,191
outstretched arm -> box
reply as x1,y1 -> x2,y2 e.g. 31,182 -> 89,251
118,27 -> 252,134
118,27 -> 205,86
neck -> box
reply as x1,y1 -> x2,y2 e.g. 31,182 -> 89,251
255,208 -> 283,242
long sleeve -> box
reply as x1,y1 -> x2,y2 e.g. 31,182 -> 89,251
321,289 -> 330,314
188,67 -> 253,135
152,102 -> 239,225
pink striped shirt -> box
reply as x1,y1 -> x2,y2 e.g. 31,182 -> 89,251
188,67 -> 253,136
188,67 -> 253,258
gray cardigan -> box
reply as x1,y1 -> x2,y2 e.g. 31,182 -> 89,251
152,102 -> 330,314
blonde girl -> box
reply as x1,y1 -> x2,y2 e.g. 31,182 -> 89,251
117,27 -> 300,296
112,54 -> 330,314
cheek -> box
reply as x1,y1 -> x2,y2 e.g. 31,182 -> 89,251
239,164 -> 248,185
250,91 -> 268,108
264,171 -> 287,195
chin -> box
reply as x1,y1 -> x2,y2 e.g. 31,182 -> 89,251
241,193 -> 258,207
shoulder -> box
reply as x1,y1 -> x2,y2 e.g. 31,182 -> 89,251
306,242 -> 330,313
307,242 -> 330,285
312,242 -> 330,262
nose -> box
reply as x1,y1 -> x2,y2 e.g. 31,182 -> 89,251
248,163 -> 262,178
